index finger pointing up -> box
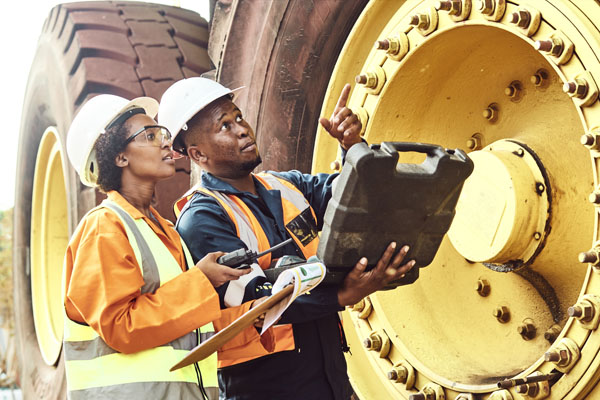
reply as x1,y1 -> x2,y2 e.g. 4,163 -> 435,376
334,83 -> 352,113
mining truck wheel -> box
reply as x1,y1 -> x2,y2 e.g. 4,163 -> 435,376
13,2 -> 210,398
216,0 -> 600,398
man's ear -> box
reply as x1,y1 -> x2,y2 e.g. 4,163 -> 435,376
187,146 -> 207,164
115,152 -> 128,168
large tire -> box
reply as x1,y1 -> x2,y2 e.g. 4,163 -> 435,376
209,0 -> 369,172
13,2 -> 210,398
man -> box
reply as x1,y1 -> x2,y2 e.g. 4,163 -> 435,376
159,77 -> 415,399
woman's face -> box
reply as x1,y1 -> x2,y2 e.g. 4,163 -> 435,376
119,113 -> 176,183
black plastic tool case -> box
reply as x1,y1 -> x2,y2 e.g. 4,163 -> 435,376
317,141 -> 473,288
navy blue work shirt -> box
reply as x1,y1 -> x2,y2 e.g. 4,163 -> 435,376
176,170 -> 353,400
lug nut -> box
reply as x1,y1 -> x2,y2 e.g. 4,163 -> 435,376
409,13 -> 431,30
581,133 -> 596,147
563,79 -> 589,99
483,104 -> 498,122
493,306 -> 510,323
510,10 -> 531,29
478,0 -> 495,15
516,383 -> 539,396
376,39 -> 390,50
589,191 -> 600,204
466,134 -> 482,150
375,37 -> 402,56
436,0 -> 461,15
579,250 -> 599,265
535,37 -> 564,57
545,349 -> 569,364
355,72 -> 378,89
535,40 -> 553,52
437,0 -> 452,11
544,324 -> 561,342
568,301 -> 595,321
363,334 -> 382,351
536,182 -> 545,194
475,279 -> 490,296
504,82 -> 521,99
517,323 -> 536,340
530,69 -> 549,87
505,86 -> 516,97
387,365 -> 408,383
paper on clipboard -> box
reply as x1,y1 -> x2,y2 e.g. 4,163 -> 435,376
261,262 -> 326,334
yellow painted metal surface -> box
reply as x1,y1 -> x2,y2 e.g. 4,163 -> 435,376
315,0 -> 600,398
30,127 -> 68,366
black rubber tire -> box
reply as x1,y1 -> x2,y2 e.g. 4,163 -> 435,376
13,2 -> 210,398
212,0 -> 369,172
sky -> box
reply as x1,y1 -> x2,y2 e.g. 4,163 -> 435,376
0,0 -> 209,211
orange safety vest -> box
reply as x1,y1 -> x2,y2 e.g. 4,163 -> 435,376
175,173 -> 320,367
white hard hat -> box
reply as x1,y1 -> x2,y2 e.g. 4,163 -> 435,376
158,77 -> 235,153
66,94 -> 159,187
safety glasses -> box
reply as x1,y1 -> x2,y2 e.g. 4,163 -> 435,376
124,125 -> 172,147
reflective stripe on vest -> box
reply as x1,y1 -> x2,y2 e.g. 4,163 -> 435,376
255,174 -> 319,257
173,173 -> 320,367
63,199 -> 217,399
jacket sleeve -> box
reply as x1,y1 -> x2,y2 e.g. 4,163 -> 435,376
64,210 -> 221,354
213,301 -> 276,359
268,170 -> 337,229
175,195 -> 343,323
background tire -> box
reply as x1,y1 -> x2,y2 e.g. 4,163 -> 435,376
13,2 -> 210,398
209,0 -> 369,172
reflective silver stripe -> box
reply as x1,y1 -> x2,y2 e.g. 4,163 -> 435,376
64,337 -> 118,360
68,381 -> 218,400
199,188 -> 267,307
65,201 -> 210,361
199,331 -> 216,343
208,190 -> 260,253
64,331 -> 208,361
259,174 -> 311,211
102,201 -> 160,294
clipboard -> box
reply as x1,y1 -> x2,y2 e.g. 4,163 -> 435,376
170,284 -> 294,371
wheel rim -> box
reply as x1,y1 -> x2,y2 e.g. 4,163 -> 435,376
314,0 -> 600,398
30,127 -> 68,366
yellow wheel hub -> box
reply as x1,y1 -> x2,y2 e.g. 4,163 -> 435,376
449,140 -> 549,267
31,127 -> 68,366
314,0 -> 600,398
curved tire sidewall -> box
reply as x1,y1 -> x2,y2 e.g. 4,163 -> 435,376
14,36 -> 74,399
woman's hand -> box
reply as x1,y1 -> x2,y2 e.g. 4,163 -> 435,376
195,252 -> 251,287
337,242 -> 415,307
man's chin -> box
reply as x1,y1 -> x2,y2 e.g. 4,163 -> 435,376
241,155 -> 262,174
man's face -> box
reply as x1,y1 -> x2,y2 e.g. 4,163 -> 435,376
187,97 -> 261,179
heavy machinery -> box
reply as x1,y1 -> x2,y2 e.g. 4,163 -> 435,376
12,0 -> 600,399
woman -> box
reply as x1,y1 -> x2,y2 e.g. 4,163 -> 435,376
63,94 -> 272,400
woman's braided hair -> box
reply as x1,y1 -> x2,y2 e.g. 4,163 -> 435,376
94,121 -> 130,193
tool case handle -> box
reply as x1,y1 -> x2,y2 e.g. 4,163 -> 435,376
380,141 -> 470,163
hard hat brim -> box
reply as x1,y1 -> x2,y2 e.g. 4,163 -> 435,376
169,86 -> 244,153
80,96 -> 159,187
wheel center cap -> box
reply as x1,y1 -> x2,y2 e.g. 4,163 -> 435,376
448,140 -> 550,269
